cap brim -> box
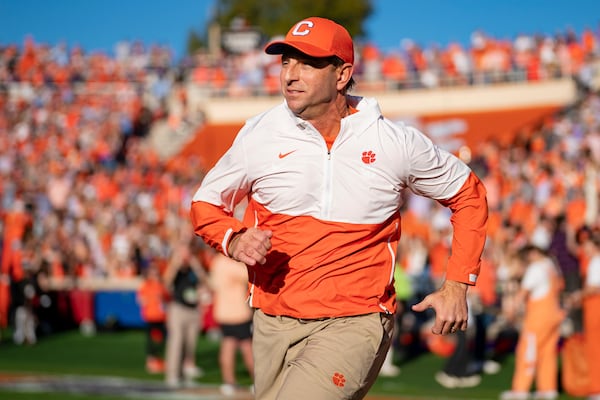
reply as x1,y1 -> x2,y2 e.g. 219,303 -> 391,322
264,41 -> 334,58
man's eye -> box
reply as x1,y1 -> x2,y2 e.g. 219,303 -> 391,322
305,60 -> 329,69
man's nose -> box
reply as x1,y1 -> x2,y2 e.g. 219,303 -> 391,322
283,62 -> 299,83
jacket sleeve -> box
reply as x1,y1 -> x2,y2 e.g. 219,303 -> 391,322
437,172 -> 488,285
189,125 -> 252,257
190,201 -> 247,257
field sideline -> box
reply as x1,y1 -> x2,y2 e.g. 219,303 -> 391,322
0,329 -> 580,400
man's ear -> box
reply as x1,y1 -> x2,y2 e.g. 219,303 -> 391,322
337,63 -> 353,90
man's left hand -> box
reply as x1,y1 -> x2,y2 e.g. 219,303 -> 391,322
411,280 -> 469,335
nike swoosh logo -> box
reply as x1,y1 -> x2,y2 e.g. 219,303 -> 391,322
278,150 -> 297,159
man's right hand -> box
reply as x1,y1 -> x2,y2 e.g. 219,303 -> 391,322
228,227 -> 273,266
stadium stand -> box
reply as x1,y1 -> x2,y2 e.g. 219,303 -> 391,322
0,24 -> 599,357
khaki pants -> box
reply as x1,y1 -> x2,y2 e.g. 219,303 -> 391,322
165,302 -> 200,383
252,309 -> 393,400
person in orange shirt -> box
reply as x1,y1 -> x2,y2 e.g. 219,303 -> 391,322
500,245 -> 565,400
136,262 -> 170,374
1,199 -> 31,330
381,51 -> 407,89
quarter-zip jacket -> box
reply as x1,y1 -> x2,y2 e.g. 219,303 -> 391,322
191,96 -> 488,319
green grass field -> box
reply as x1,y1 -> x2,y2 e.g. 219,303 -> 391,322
0,328 -> 582,400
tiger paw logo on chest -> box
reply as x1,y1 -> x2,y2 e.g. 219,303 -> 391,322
332,372 -> 346,387
361,150 -> 376,164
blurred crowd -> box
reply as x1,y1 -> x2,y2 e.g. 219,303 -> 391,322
1,24 -> 599,98
190,25 -> 600,94
391,89 -> 600,395
1,21 -> 600,395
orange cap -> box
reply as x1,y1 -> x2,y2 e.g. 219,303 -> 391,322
265,17 -> 354,64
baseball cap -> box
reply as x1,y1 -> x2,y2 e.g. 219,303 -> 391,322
264,17 -> 354,64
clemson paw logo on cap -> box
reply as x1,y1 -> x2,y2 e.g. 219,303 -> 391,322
361,150 -> 376,164
332,372 -> 346,387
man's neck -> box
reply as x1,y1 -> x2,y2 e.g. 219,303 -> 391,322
310,97 -> 349,138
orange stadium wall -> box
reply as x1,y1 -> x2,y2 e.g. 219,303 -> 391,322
174,78 -> 576,170
408,105 -> 560,152
171,123 -> 242,171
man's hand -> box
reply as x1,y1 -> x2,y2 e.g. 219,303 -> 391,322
411,280 -> 469,335
228,227 -> 273,266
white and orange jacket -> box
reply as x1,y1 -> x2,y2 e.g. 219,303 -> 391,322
191,96 -> 488,319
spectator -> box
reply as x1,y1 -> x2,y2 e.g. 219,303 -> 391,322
500,245 -> 565,400
567,230 -> 600,399
136,261 -> 170,374
163,242 -> 207,388
434,328 -> 481,389
548,214 -> 583,331
208,251 -> 254,396
378,260 -> 412,378
11,243 -> 38,345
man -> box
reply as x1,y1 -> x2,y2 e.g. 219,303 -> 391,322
190,16 -> 487,400
500,245 -> 565,400
163,243 -> 206,387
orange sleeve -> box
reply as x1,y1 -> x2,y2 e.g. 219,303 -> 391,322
190,200 -> 247,256
438,172 -> 488,285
